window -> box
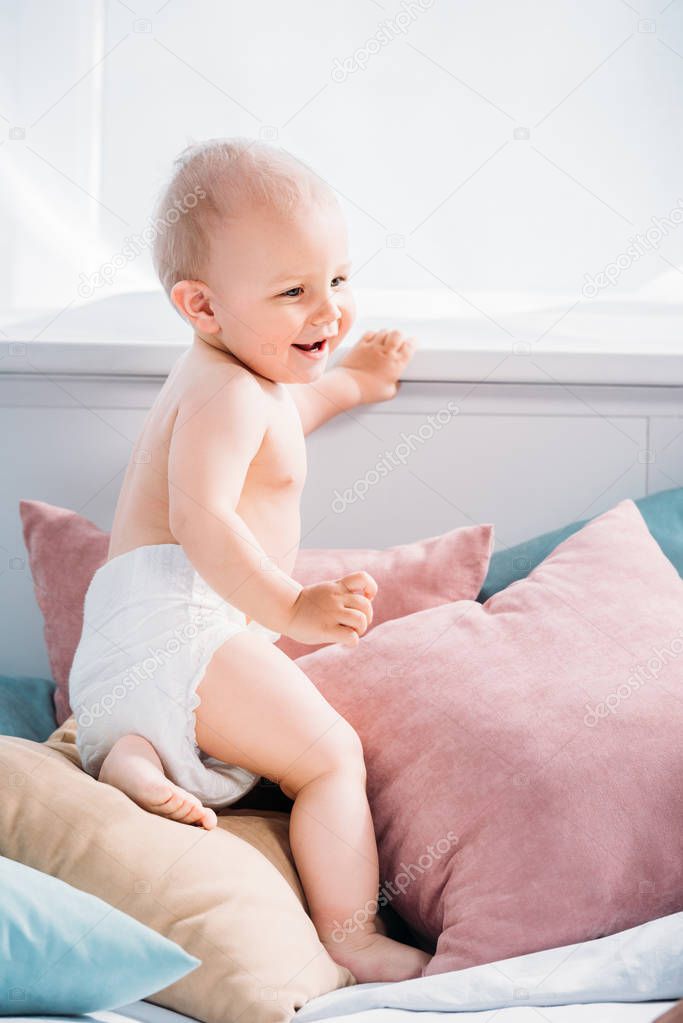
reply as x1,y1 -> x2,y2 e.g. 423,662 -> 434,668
2,1 -> 682,330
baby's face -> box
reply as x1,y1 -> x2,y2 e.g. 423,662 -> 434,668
202,197 -> 356,383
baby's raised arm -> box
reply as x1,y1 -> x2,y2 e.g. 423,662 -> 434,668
167,369 -> 302,635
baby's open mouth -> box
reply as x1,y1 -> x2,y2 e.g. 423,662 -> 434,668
292,339 -> 326,352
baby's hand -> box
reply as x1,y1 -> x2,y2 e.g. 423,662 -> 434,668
284,571 -> 378,648
337,329 -> 417,404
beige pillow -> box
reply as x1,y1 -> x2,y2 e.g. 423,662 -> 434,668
0,717 -> 353,1023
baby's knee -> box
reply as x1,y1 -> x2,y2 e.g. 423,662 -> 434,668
281,722 -> 366,798
330,723 -> 366,778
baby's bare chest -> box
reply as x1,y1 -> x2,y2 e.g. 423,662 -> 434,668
247,387 -> 308,496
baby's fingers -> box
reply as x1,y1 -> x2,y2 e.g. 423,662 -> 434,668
382,329 -> 404,349
340,570 -> 378,601
339,606 -> 369,636
334,624 -> 360,648
343,591 -> 374,627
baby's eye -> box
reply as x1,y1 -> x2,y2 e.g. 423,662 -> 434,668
279,276 -> 346,298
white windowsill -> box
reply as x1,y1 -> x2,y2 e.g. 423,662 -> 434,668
2,289 -> 683,386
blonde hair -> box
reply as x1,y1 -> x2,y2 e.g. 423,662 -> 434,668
151,137 -> 335,299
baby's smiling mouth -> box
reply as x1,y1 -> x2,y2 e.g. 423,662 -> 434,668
292,339 -> 326,352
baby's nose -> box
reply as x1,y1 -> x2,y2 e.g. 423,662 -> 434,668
312,296 -> 342,327
313,316 -> 339,335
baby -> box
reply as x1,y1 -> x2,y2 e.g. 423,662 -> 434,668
68,138 -> 428,982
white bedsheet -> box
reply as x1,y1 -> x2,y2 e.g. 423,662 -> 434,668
4,1003 -> 676,1023
298,1007 -> 674,1023
6,912 -> 682,1023
297,910 -> 683,1022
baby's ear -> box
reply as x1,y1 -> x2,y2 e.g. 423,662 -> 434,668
170,280 -> 220,334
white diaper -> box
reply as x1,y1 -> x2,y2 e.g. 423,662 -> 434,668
68,543 -> 281,810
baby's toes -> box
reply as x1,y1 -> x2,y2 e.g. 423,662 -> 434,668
154,785 -> 202,821
169,794 -> 205,823
199,806 -> 218,830
175,797 -> 217,830
150,786 -> 187,815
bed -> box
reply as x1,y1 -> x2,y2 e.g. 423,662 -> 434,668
2,290 -> 682,1023
4,910 -> 683,1023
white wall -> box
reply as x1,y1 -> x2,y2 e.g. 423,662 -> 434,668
1,0 -> 683,320
5,366 -> 682,678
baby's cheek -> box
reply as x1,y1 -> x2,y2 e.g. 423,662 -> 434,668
343,292 -> 357,329
337,300 -> 356,343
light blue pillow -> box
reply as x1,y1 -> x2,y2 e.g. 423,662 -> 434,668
478,485 -> 683,601
0,675 -> 57,741
0,856 -> 199,1015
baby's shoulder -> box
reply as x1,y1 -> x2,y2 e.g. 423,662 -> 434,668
175,346 -> 260,396
171,350 -> 268,425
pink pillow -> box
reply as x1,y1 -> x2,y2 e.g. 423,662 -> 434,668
20,500 -> 109,727
19,499 -> 494,726
275,528 -> 495,660
295,498 -> 683,975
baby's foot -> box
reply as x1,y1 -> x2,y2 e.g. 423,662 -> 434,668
322,929 -> 430,983
98,734 -> 217,830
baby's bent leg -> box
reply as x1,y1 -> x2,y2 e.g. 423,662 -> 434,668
194,632 -> 430,983
98,733 -> 217,830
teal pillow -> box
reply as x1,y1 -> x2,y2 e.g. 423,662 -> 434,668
478,486 -> 683,602
0,675 -> 57,741
0,856 -> 199,1015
